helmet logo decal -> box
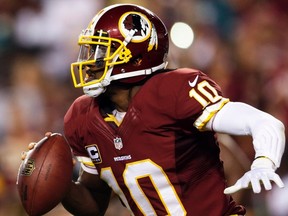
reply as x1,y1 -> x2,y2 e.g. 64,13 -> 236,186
119,12 -> 153,43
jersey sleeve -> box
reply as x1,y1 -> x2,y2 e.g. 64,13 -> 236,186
171,68 -> 229,130
64,95 -> 98,175
77,156 -> 98,174
64,96 -> 87,157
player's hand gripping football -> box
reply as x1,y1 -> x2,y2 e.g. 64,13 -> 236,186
21,132 -> 52,160
224,157 -> 285,194
18,131 -> 74,216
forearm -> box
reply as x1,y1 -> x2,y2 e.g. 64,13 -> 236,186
62,181 -> 101,216
205,101 -> 285,167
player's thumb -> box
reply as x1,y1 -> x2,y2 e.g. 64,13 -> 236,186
223,183 -> 242,194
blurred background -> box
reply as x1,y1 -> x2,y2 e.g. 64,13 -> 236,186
0,0 -> 287,215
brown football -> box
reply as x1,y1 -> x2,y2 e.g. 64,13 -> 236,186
16,133 -> 73,216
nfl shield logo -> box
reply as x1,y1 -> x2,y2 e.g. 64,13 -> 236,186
114,137 -> 123,150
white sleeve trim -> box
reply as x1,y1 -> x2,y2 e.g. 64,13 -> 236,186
194,97 -> 229,130
205,101 -> 285,167
76,156 -> 98,175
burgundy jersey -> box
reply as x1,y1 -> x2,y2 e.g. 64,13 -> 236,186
64,68 -> 246,216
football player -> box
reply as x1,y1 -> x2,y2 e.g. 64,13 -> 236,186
25,3 -> 286,216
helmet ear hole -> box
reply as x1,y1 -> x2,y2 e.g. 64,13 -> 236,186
132,56 -> 143,66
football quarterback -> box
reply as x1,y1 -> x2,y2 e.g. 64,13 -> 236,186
24,3 -> 286,216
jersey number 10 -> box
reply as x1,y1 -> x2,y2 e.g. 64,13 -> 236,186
189,80 -> 222,107
101,159 -> 187,215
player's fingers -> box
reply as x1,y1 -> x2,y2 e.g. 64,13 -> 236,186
28,142 -> 36,150
45,132 -> 52,137
270,173 -> 285,188
251,177 -> 261,193
261,175 -> 272,191
21,151 -> 27,160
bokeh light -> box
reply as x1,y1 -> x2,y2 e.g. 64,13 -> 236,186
170,22 -> 194,49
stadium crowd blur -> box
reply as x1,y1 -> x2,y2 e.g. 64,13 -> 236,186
0,0 -> 288,215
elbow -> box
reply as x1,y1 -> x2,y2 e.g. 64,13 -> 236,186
270,116 -> 285,135
277,119 -> 285,133
61,181 -> 101,216
258,114 -> 285,133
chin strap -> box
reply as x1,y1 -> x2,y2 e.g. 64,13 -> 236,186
110,61 -> 168,81
83,82 -> 106,97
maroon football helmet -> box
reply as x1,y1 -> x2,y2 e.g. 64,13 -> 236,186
71,4 -> 169,97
